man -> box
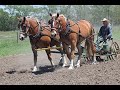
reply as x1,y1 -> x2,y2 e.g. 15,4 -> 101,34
96,18 -> 112,45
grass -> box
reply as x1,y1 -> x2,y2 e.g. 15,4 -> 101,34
94,25 -> 120,41
0,31 -> 32,57
0,26 -> 120,58
112,26 -> 120,40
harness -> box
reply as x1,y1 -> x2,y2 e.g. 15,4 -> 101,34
58,19 -> 96,45
63,19 -> 81,36
27,19 -> 61,48
29,21 -> 41,39
28,21 -> 51,40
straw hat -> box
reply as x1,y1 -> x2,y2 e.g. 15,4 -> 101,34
101,18 -> 109,22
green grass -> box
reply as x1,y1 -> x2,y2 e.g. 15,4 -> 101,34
0,31 -> 32,57
0,26 -> 120,58
112,26 -> 120,40
94,26 -> 120,41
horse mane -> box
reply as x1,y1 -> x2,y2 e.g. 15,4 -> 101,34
25,16 -> 48,27
26,16 -> 40,24
52,13 -> 67,22
59,14 -> 67,22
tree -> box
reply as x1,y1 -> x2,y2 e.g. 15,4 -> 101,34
0,8 -> 10,31
0,5 -> 120,31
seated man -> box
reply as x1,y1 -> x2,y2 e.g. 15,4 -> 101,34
96,18 -> 112,45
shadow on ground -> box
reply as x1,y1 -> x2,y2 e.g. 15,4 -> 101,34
33,65 -> 62,75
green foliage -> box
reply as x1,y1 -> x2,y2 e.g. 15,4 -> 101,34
0,9 -> 10,31
0,5 -> 120,31
0,31 -> 31,57
0,5 -> 120,57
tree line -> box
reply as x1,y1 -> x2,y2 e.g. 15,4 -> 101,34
0,5 -> 120,31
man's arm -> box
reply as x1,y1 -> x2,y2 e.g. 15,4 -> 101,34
107,26 -> 112,38
98,27 -> 102,36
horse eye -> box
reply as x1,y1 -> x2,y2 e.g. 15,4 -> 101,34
23,25 -> 26,27
48,20 -> 51,24
19,20 -> 22,24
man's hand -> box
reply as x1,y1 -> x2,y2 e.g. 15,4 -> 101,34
105,35 -> 107,38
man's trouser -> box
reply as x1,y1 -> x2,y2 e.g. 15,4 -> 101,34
96,36 -> 112,51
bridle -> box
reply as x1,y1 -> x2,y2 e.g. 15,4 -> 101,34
48,18 -> 61,31
50,17 -> 81,36
18,17 -> 41,38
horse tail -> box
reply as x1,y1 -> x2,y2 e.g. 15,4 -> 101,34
90,26 -> 96,54
85,25 -> 95,60
85,37 -> 92,60
90,25 -> 95,39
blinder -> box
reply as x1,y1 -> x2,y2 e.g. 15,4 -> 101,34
18,18 -> 38,36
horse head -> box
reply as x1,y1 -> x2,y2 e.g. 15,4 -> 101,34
17,16 -> 40,41
48,13 -> 67,36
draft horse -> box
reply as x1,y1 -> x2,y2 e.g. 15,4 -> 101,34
17,16 -> 66,72
49,13 -> 96,69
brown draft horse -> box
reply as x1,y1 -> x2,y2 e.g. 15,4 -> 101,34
49,13 -> 97,69
17,16 -> 66,72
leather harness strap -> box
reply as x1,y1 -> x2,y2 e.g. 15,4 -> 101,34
65,19 -> 81,36
29,20 -> 52,40
61,19 -> 96,45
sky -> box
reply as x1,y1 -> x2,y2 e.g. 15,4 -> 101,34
0,5 -> 5,9
0,5 -> 44,9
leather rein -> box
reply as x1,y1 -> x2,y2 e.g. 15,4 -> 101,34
19,18 -> 51,40
51,19 -> 96,45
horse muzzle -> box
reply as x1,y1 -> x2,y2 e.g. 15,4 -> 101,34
19,34 -> 25,41
51,30 -> 57,36
19,37 -> 24,41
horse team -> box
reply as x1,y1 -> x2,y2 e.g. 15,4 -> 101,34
17,13 -> 97,72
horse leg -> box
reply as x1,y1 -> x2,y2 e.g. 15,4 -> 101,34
56,42 -> 67,66
60,43 -> 68,67
75,43 -> 82,67
45,49 -> 55,67
68,40 -> 76,69
91,42 -> 97,64
86,39 -> 92,61
32,46 -> 38,72
58,49 -> 67,67
92,53 -> 97,64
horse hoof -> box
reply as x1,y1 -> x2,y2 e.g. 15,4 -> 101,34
92,62 -> 97,65
62,64 -> 67,67
76,65 -> 80,68
68,66 -> 74,70
32,67 -> 38,72
75,64 -> 80,67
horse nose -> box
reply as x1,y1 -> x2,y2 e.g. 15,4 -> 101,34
51,30 -> 57,36
19,34 -> 25,41
19,37 -> 24,41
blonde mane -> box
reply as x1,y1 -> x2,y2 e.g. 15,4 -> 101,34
26,16 -> 40,24
59,14 -> 67,22
52,13 -> 67,22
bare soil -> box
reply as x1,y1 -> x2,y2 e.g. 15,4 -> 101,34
0,41 -> 120,85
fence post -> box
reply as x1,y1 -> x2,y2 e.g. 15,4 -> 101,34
17,30 -> 19,43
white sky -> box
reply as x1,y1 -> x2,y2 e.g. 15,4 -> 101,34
0,5 -> 5,9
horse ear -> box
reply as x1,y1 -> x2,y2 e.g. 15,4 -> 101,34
57,13 -> 59,18
23,17 -> 26,22
49,13 -> 52,17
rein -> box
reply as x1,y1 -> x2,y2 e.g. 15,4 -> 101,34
58,18 -> 97,45
59,19 -> 81,36
27,20 -> 51,39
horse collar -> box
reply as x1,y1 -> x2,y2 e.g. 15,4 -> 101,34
65,20 -> 72,35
